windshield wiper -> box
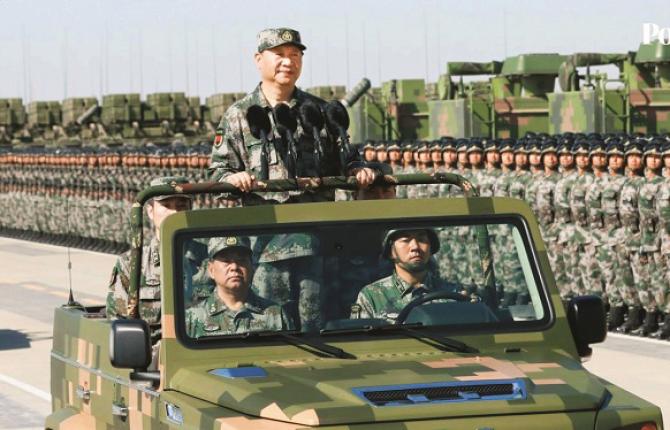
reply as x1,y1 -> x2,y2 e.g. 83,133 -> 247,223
321,323 -> 478,354
244,330 -> 356,359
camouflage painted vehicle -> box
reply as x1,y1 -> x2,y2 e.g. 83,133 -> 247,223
47,174 -> 663,429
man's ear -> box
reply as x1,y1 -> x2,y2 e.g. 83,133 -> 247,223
254,52 -> 263,71
207,260 -> 215,280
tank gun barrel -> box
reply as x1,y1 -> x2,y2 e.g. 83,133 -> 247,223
340,78 -> 371,107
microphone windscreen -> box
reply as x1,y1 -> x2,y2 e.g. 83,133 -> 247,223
298,101 -> 325,132
246,105 -> 272,139
324,101 -> 350,131
274,103 -> 298,133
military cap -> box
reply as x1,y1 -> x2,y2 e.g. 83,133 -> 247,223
499,139 -> 515,153
208,236 -> 252,259
257,28 -> 306,52
624,140 -> 644,156
417,141 -> 430,153
513,140 -> 527,153
572,139 -> 590,155
382,228 -> 440,259
483,139 -> 498,152
387,142 -> 401,152
430,142 -> 442,152
643,140 -> 661,156
606,140 -> 625,155
442,140 -> 456,151
541,139 -> 558,154
375,142 -> 386,151
149,176 -> 193,201
456,139 -> 469,153
557,140 -> 572,155
525,139 -> 542,154
662,141 -> 670,156
466,140 -> 484,153
362,141 -> 375,151
402,143 -> 414,152
589,139 -> 606,155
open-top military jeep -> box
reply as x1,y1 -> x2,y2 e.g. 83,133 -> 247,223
47,173 -> 663,429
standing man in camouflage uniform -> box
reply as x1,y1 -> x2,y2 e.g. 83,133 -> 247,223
653,141 -> 670,339
567,140 -> 597,297
617,141 -> 646,333
105,177 -> 193,340
509,141 -> 531,202
525,139 -> 544,216
208,28 -> 375,333
634,140 -> 665,336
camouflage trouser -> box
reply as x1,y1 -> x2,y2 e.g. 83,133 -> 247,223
607,244 -> 636,308
252,256 -> 324,333
635,250 -> 664,312
437,229 -> 459,284
576,243 -> 604,297
547,238 -> 569,298
563,240 -> 584,297
494,234 -> 525,296
597,243 -> 618,306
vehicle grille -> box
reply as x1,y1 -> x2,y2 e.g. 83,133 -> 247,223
353,379 -> 526,407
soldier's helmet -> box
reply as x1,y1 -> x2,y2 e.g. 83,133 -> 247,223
483,139 -> 498,153
644,139 -> 663,157
382,228 -> 440,259
606,140 -> 625,155
208,236 -> 252,259
540,139 -> 558,154
149,176 -> 193,201
572,139 -> 591,155
467,139 -> 484,153
624,140 -> 644,156
525,139 -> 542,154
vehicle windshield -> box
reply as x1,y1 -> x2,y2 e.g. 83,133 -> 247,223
177,217 -> 549,340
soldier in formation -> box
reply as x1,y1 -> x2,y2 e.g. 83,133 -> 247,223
356,132 -> 670,340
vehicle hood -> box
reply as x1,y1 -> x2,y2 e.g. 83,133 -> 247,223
170,349 -> 606,426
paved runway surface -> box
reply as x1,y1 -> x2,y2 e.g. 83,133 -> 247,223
0,237 -> 668,429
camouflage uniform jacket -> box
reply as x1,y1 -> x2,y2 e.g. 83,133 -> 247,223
352,271 -> 457,321
477,167 -> 500,197
106,237 -> 162,334
509,170 -> 530,201
185,289 -> 292,337
209,83 -> 356,204
635,177 -> 659,254
618,175 -> 644,250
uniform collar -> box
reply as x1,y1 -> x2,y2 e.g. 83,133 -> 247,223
205,289 -> 264,317
392,270 -> 436,298
253,82 -> 302,109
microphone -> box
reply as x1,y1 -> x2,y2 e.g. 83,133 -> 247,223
273,103 -> 299,178
246,105 -> 272,180
298,100 -> 326,176
324,100 -> 354,172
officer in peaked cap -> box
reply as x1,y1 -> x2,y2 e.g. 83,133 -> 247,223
209,26 -> 374,201
185,235 -> 293,337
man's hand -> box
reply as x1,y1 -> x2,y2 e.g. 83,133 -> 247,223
354,167 -> 377,188
224,172 -> 256,192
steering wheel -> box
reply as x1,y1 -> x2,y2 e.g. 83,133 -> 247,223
395,290 -> 468,324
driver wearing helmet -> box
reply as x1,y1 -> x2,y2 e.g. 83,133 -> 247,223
350,228 -> 458,321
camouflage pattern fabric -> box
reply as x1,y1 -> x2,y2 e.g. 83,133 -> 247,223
185,289 -> 292,337
351,271 -> 458,321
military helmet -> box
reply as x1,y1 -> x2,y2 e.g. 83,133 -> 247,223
606,140 -> 625,155
499,139 -> 515,153
513,140 -> 527,153
208,236 -> 252,259
483,139 -> 498,153
430,142 -> 442,152
382,228 -> 440,259
624,140 -> 644,156
643,140 -> 661,156
375,142 -> 386,151
572,139 -> 591,155
525,139 -> 542,154
541,139 -> 558,154
387,142 -> 401,152
466,140 -> 484,153
456,139 -> 469,153
417,141 -> 430,153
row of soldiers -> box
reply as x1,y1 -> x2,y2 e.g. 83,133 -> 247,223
0,142 -> 217,253
359,133 -> 670,340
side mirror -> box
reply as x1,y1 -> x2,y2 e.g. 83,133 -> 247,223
110,320 -> 160,385
566,295 -> 607,358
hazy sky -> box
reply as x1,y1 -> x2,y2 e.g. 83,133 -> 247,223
0,0 -> 669,102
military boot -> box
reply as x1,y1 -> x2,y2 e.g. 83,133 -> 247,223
650,313 -> 670,340
617,305 -> 645,334
607,305 -> 626,331
631,310 -> 658,337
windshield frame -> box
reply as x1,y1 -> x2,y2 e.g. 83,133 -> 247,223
171,211 -> 554,350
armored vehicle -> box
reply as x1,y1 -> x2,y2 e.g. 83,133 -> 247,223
47,174 -> 663,429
